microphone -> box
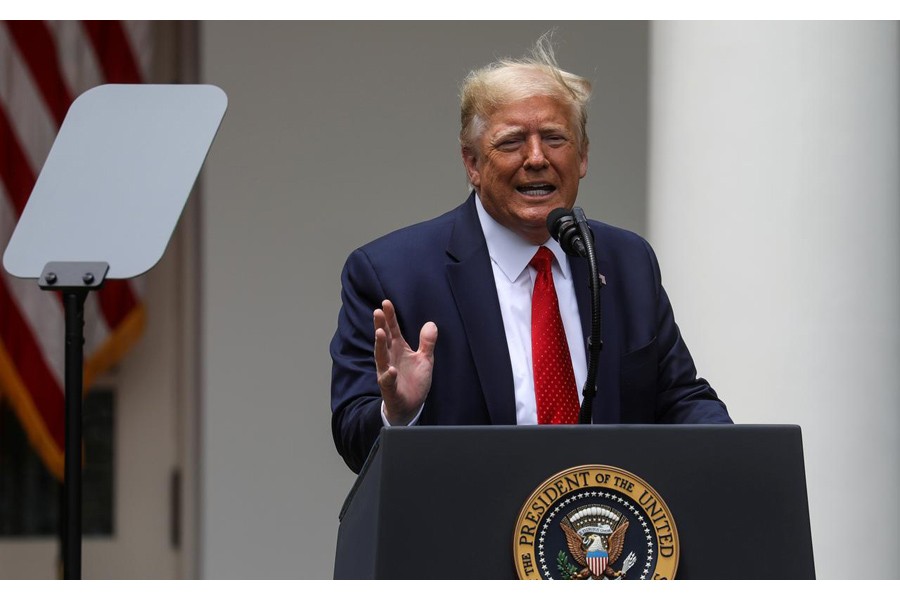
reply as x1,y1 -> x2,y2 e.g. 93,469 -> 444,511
546,205 -> 604,425
546,207 -> 587,257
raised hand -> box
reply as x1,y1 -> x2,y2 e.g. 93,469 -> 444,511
373,300 -> 438,425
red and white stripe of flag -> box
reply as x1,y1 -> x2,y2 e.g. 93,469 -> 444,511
588,554 -> 608,577
0,21 -> 151,479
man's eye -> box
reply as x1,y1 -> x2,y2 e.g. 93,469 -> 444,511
545,135 -> 566,146
496,139 -> 522,150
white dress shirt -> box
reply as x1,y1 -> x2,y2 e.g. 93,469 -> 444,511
382,195 -> 587,426
474,196 -> 587,424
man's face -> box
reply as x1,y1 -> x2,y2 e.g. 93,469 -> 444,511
462,95 -> 588,245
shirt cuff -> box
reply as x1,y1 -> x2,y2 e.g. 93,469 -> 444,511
381,400 -> 425,427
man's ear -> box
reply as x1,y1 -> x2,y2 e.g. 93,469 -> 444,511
579,140 -> 589,179
461,146 -> 481,188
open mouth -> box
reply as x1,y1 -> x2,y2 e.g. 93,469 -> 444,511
517,184 -> 556,197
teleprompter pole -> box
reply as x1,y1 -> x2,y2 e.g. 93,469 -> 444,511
40,262 -> 109,580
62,289 -> 86,579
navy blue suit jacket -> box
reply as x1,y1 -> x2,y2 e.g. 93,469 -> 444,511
331,195 -> 731,472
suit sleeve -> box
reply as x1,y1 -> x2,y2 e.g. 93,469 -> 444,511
330,248 -> 388,473
643,240 -> 733,424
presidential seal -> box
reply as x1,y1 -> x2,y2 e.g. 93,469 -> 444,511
513,465 -> 679,580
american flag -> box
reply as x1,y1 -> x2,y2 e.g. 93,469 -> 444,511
0,21 -> 152,479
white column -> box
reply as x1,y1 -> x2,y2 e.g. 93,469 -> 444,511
649,21 -> 899,578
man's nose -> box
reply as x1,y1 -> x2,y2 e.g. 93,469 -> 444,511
523,136 -> 549,169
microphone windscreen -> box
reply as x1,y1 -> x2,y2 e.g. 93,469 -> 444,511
546,207 -> 573,240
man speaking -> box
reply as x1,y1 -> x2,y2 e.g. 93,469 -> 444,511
330,37 -> 731,473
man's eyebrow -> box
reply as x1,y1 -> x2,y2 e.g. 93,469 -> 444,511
490,126 -> 526,140
539,124 -> 569,134
491,124 -> 569,139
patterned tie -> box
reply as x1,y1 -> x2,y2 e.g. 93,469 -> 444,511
530,247 -> 580,424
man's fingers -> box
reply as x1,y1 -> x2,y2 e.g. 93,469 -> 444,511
418,321 -> 438,357
373,308 -> 392,348
377,365 -> 397,393
382,299 -> 403,339
374,327 -> 391,375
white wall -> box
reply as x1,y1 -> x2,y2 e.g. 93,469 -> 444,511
649,21 -> 899,578
200,22 -> 649,578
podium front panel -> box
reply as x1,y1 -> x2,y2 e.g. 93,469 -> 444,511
335,425 -> 814,579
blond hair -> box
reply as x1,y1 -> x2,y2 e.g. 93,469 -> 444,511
459,32 -> 592,153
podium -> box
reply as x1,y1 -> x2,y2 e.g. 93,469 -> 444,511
334,425 -> 815,579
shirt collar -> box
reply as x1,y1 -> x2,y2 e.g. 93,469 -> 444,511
474,193 -> 571,283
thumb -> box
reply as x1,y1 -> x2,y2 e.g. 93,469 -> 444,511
417,322 -> 438,356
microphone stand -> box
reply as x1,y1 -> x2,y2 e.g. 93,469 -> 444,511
572,207 -> 604,424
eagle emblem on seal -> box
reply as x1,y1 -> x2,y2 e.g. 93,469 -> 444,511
560,505 -> 637,580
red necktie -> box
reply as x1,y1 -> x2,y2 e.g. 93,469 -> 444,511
530,247 -> 580,424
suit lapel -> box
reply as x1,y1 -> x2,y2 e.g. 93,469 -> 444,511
570,257 -> 593,360
445,195 -> 517,425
